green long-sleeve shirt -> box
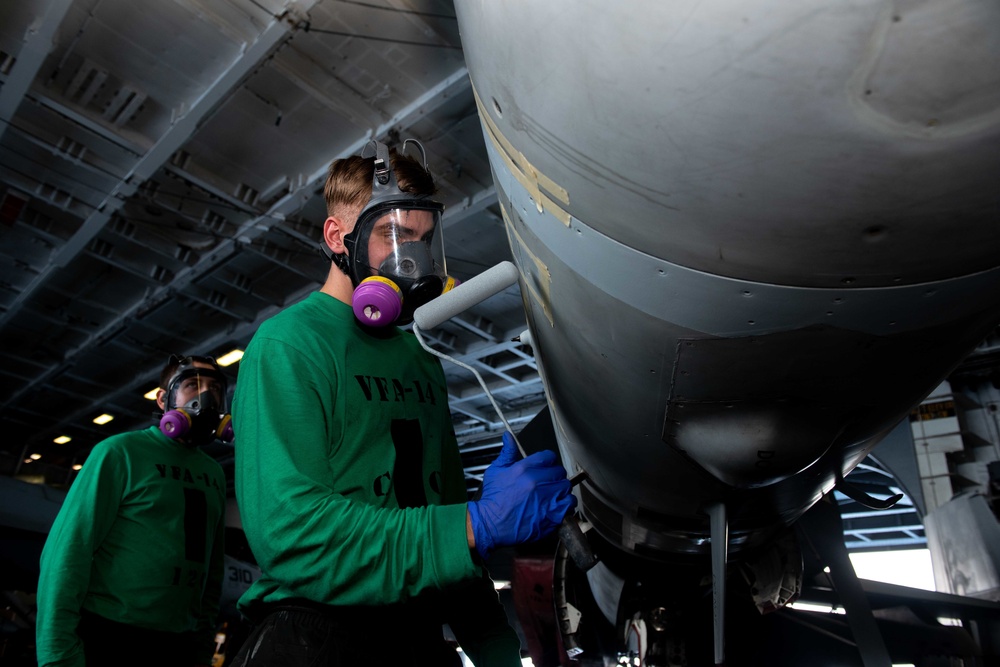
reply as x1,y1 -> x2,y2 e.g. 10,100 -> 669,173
233,291 -> 520,665
36,426 -> 226,667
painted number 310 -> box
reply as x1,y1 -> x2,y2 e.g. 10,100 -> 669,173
228,566 -> 254,584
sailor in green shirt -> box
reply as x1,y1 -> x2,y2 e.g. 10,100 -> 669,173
228,139 -> 575,666
36,355 -> 231,667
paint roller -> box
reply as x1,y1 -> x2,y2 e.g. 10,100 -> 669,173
412,260 -> 598,572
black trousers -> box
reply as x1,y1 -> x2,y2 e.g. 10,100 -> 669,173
227,603 -> 462,667
77,610 -> 202,667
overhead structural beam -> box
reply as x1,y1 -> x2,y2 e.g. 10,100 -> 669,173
442,183 -> 497,228
344,65 -> 471,159
0,0 -> 74,143
0,1 -> 319,329
163,163 -> 263,216
272,54 -> 384,130
386,0 -> 459,47
450,401 -> 542,430
27,92 -> 146,156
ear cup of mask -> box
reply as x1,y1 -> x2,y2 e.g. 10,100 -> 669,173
216,414 -> 235,443
353,276 -> 403,327
160,409 -> 192,439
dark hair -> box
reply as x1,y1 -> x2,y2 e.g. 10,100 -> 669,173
323,147 -> 436,219
159,355 -> 220,390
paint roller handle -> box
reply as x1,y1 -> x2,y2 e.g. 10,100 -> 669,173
413,261 -> 521,330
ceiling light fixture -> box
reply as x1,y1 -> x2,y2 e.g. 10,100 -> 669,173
144,388 -> 160,400
93,413 -> 114,425
30,453 -> 41,460
53,435 -> 71,444
217,349 -> 244,366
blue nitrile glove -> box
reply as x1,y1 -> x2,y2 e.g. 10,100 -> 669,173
468,431 -> 577,560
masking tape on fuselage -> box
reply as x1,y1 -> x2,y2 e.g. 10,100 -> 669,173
501,204 -> 554,327
472,83 -> 571,227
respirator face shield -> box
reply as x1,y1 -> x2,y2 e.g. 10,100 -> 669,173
325,138 -> 457,327
167,368 -> 227,413
345,202 -> 453,326
158,357 -> 234,446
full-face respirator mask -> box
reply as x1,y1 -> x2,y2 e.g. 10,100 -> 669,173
324,139 -> 457,327
156,355 -> 234,446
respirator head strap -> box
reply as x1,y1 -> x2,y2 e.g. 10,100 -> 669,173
362,139 -> 395,192
320,241 -> 351,276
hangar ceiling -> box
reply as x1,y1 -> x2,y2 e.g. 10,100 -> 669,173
0,0 -> 535,491
1,0 -> 996,551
